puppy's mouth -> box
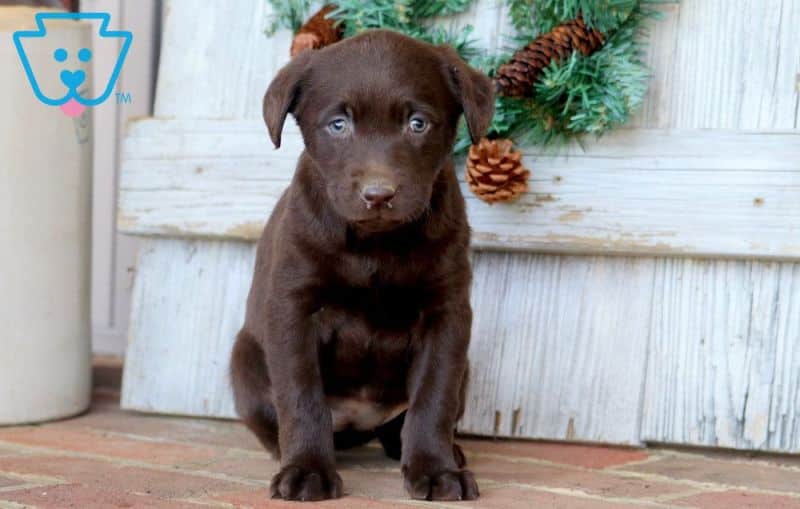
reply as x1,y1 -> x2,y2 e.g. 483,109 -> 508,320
351,211 -> 404,231
350,202 -> 430,234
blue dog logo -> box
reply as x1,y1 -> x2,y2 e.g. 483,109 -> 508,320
13,12 -> 132,117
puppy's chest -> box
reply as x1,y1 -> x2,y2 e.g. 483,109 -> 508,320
319,265 -> 431,330
315,282 -> 424,359
314,280 -> 427,431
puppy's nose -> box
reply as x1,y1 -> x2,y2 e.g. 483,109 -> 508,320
361,184 -> 396,208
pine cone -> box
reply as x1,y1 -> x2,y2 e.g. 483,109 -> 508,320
290,4 -> 343,57
466,138 -> 530,204
494,17 -> 605,97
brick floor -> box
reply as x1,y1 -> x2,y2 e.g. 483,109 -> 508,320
0,359 -> 797,508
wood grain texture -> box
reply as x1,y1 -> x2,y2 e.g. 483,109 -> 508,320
635,0 -> 800,130
641,260 -> 800,452
633,0 -> 800,454
462,252 -> 653,444
121,239 -> 255,418
119,239 -> 800,451
120,243 -> 653,445
118,119 -> 800,259
155,0 -> 289,118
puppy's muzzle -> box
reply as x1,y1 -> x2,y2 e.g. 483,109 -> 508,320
361,183 -> 396,209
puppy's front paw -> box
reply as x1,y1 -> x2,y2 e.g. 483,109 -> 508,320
270,464 -> 343,501
403,467 -> 479,501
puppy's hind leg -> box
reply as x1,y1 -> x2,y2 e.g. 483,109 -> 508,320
230,329 -> 280,459
375,411 -> 404,461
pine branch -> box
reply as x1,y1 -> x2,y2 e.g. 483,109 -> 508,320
506,0 -> 537,33
411,0 -> 474,18
265,0 -> 312,36
329,0 -> 481,63
532,0 -> 638,33
530,3 -> 651,140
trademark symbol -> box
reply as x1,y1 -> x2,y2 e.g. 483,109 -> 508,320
116,92 -> 132,104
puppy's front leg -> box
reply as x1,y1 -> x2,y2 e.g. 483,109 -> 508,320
402,299 -> 479,501
263,297 -> 342,501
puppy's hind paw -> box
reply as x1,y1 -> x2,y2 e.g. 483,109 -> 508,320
404,468 -> 479,501
270,464 -> 343,501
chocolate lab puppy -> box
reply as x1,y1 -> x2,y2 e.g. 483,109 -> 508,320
230,29 -> 494,502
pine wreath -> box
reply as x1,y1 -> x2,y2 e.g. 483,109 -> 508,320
265,0 -> 664,202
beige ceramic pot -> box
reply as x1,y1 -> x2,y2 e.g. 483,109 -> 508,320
0,7 -> 92,424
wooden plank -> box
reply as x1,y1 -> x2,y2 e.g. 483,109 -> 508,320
634,0 -> 800,454
118,119 -> 800,260
121,239 -> 800,452
121,239 -> 255,418
121,241 -> 651,445
155,0 -> 290,118
641,259 -> 800,453
461,252 -> 653,444
635,0 -> 800,130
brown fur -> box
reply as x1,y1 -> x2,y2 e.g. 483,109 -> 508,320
230,30 -> 494,502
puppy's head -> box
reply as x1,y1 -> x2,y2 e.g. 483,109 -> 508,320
263,30 -> 494,232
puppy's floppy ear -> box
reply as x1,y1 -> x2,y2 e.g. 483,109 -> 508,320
440,46 -> 495,144
263,50 -> 313,148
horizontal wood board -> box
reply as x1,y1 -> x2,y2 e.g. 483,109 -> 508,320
119,120 -> 800,260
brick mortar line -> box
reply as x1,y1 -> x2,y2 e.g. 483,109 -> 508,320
648,487 -> 727,503
606,468 -> 800,500
0,439 -> 268,488
376,498 -> 464,509
0,500 -> 32,509
177,496 -> 236,508
392,483 -> 674,509
0,471 -> 66,487
529,485 -> 678,508
0,482 -> 60,495
604,454 -> 668,470
472,479 -> 706,507
463,450 -> 800,501
653,448 -> 800,474
464,449 -> 676,478
61,427 -> 268,459
350,478 -> 690,509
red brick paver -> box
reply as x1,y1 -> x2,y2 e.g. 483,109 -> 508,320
0,358 -> 798,508
459,438 -> 649,469
214,489 -> 407,509
672,490 -> 800,509
0,426 -> 224,466
467,456 -> 690,499
0,455 -> 252,499
619,454 -> 800,494
1,484 -> 208,508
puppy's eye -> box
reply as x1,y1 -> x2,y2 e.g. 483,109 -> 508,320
408,115 -> 428,134
327,117 -> 350,136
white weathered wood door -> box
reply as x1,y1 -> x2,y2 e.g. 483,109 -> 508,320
119,0 -> 800,453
